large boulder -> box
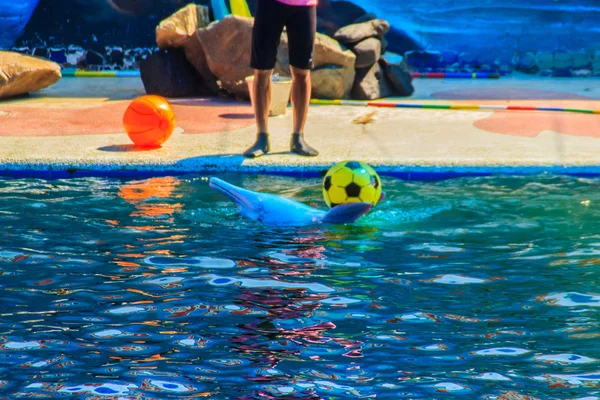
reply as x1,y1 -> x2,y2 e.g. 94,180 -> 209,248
306,34 -> 356,99
0,51 -> 61,99
197,15 -> 355,99
195,16 -> 258,98
156,3 -> 219,93
311,65 -> 347,99
351,38 -> 382,69
184,32 -> 220,94
156,4 -> 211,49
352,62 -> 394,100
333,19 -> 390,45
140,48 -> 213,97
380,57 -> 414,97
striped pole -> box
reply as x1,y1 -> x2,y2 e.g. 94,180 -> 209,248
310,99 -> 600,115
61,69 -> 140,78
411,72 -> 500,79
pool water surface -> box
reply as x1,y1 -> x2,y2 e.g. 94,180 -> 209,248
0,174 -> 599,399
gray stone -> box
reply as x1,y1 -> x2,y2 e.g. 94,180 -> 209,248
379,57 -> 414,97
334,19 -> 390,45
351,62 -> 394,100
352,38 -> 382,69
140,48 -> 213,97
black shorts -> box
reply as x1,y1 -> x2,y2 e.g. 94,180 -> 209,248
251,0 -> 316,70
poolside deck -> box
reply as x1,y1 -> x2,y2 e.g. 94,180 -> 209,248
1,75 -> 600,177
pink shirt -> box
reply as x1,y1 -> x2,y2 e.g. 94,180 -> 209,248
275,0 -> 317,6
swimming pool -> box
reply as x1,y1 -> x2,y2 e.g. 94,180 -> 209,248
0,174 -> 598,398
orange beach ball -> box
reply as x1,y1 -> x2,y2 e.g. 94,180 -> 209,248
123,95 -> 175,147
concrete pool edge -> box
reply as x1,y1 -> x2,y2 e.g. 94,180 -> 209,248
2,161 -> 600,179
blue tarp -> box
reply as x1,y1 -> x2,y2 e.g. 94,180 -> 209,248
0,0 -> 40,48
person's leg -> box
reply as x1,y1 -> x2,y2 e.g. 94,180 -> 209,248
286,4 -> 318,156
244,69 -> 272,158
289,66 -> 318,156
245,0 -> 285,158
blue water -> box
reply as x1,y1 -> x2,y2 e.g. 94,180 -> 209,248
0,174 -> 599,398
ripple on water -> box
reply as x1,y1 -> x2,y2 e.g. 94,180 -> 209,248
472,347 -> 532,356
144,256 -> 236,269
425,274 -> 486,284
534,354 -> 596,364
201,274 -> 335,293
537,292 -> 600,307
2,175 -> 600,398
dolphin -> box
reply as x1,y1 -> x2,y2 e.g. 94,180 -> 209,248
209,177 -> 379,226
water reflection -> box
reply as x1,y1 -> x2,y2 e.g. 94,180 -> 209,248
118,177 -> 182,218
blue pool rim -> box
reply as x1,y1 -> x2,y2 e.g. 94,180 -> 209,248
1,165 -> 600,180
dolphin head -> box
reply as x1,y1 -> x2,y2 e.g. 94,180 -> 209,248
209,177 -> 322,225
209,177 -> 262,215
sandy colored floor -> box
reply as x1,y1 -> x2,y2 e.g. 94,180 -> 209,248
1,75 -> 600,176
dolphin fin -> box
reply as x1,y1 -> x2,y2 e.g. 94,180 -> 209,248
322,202 -> 373,224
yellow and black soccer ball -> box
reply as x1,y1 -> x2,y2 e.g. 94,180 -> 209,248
322,161 -> 382,208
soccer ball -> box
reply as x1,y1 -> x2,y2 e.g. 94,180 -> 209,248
322,161 -> 382,208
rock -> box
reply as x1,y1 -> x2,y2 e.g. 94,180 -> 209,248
405,50 -> 444,69
184,32 -> 220,94
380,57 -> 414,97
197,15 -> 355,99
157,4 -> 211,49
140,48 -> 212,97
352,62 -> 394,100
311,65 -> 348,99
334,19 -> 390,45
310,34 -> 356,99
351,38 -> 382,69
0,51 -> 61,99
195,16 -> 257,98
535,52 -> 553,70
